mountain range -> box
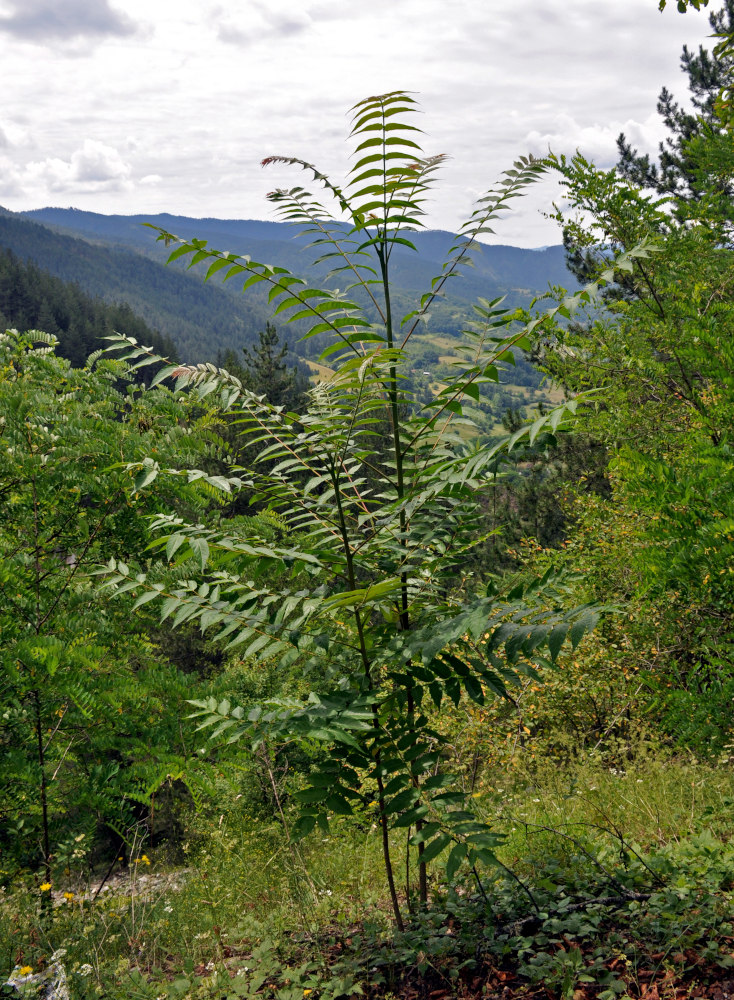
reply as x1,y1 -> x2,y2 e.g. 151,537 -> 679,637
0,206 -> 577,364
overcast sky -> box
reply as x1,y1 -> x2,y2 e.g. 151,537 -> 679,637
0,0 -> 715,246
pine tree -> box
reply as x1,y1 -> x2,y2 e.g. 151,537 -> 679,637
616,0 -> 733,205
240,322 -> 309,410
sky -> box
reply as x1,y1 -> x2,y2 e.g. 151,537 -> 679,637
0,0 -> 716,247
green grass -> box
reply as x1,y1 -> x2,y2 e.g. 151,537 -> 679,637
491,751 -> 734,852
3,747 -> 733,998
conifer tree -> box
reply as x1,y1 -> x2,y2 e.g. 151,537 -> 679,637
616,0 -> 733,205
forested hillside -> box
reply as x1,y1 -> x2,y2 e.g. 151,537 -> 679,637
0,204 -> 563,419
1,7 -> 733,1000
0,248 -> 177,367
0,209 -> 269,361
22,207 -> 575,301
7,207 -> 577,357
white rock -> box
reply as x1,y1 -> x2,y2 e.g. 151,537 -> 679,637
5,962 -> 70,1000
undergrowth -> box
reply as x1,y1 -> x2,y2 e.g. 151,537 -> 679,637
3,750 -> 734,999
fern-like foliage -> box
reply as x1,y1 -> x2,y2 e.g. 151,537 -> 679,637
98,94 -> 638,924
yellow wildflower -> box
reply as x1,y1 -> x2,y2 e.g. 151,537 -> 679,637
40,882 -> 51,891
141,854 -> 151,865
63,891 -> 74,901
19,966 -> 33,975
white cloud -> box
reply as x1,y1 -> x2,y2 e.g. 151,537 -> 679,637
213,2 -> 311,47
0,156 -> 22,197
0,121 -> 29,151
22,141 -> 132,195
523,112 -> 667,168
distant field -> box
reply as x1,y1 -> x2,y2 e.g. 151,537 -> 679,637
304,352 -> 567,443
304,359 -> 334,381
423,333 -> 460,351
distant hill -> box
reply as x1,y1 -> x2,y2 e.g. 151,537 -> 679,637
3,207 -> 577,365
0,209 -> 269,362
0,247 -> 177,368
23,207 -> 575,301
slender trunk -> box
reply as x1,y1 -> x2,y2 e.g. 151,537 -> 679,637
406,686 -> 427,905
367,649 -> 403,929
405,827 -> 412,914
418,841 -> 427,904
376,768 -> 404,931
379,239 -> 420,913
30,468 -> 51,901
33,689 -> 51,887
334,471 -> 403,928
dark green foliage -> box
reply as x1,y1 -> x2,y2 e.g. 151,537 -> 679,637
214,324 -> 311,515
534,12 -> 734,755
0,247 -> 177,368
218,322 -> 309,412
0,330 -> 223,880
100,93 -> 611,929
0,208 -> 269,362
288,833 -> 734,1000
477,429 -> 611,570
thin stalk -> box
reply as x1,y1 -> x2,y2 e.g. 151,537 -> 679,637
331,458 -> 404,929
376,767 -> 404,931
406,687 -> 427,905
375,154 -> 417,918
376,243 -> 409,633
260,741 -> 317,897
29,459 -> 51,900
405,827 -> 413,914
471,865 -> 489,904
380,228 -> 423,912
33,689 -> 51,888
286,195 -> 386,323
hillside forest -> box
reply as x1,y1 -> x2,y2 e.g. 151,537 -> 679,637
1,6 -> 733,1000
